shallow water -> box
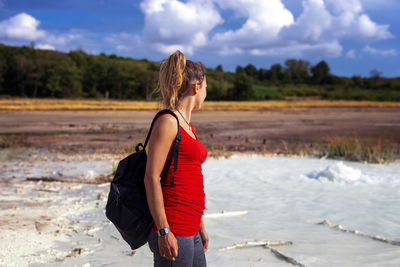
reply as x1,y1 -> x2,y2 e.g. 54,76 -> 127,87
1,154 -> 399,266
201,155 -> 400,266
1,159 -> 114,180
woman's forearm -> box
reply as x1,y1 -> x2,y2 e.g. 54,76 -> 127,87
144,175 -> 169,230
200,217 -> 206,232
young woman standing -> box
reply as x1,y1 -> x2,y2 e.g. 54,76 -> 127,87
144,50 -> 209,267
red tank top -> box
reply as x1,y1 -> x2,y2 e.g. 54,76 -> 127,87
151,115 -> 208,236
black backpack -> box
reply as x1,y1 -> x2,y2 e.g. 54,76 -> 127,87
105,109 -> 181,250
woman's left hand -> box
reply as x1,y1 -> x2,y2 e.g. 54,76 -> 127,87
199,229 -> 209,252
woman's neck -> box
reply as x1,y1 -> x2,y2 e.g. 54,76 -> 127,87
176,98 -> 194,122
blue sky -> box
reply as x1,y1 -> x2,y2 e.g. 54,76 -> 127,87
0,0 -> 399,77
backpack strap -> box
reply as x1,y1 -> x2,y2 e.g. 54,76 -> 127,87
143,109 -> 181,187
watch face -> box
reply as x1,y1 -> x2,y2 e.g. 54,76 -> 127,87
159,229 -> 166,236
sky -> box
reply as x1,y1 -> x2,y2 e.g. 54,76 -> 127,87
0,0 -> 399,77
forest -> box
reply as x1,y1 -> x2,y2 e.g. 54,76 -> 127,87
0,43 -> 399,101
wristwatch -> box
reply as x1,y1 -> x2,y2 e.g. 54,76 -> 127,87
158,228 -> 171,237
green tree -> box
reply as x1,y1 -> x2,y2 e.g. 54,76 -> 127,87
257,68 -> 269,81
230,72 -> 254,100
28,56 -> 44,98
0,53 -> 5,92
269,64 -> 283,83
215,64 -> 223,72
311,60 -> 331,84
351,75 -> 363,88
284,59 -> 310,83
244,64 -> 258,78
43,56 -> 82,98
12,54 -> 29,97
236,66 -> 245,74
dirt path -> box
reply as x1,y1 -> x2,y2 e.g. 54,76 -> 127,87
1,107 -> 399,157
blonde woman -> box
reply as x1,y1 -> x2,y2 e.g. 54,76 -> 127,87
144,50 -> 209,267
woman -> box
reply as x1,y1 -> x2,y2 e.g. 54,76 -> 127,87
144,50 -> 209,267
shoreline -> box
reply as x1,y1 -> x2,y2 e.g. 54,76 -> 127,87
1,147 -> 398,189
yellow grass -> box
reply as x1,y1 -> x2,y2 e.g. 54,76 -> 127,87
0,97 -> 400,111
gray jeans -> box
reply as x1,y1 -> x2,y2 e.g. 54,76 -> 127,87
148,231 -> 207,267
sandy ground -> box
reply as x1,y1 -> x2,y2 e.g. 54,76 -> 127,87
1,107 -> 400,157
1,107 -> 400,266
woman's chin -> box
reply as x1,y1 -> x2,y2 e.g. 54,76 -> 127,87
194,104 -> 202,111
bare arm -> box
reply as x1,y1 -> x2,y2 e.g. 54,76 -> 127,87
199,217 -> 209,252
143,113 -> 178,260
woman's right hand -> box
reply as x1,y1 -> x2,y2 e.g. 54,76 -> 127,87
158,232 -> 178,261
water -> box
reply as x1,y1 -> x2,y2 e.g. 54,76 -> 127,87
201,155 -> 400,266
1,154 -> 399,266
1,159 -> 114,180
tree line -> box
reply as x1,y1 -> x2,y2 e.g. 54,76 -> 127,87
0,43 -> 399,101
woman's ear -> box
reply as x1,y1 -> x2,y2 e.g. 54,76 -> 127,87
193,82 -> 199,94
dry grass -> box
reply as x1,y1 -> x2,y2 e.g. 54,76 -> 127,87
1,97 -> 400,111
0,135 -> 23,148
316,135 -> 398,163
203,100 -> 400,111
0,98 -> 160,110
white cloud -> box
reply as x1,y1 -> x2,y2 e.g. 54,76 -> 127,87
249,40 -> 342,58
36,44 -> 55,50
207,0 -> 348,57
140,0 -> 223,55
323,0 -> 393,40
204,0 -> 393,58
346,49 -> 356,59
0,13 -> 82,51
0,13 -> 46,40
104,32 -> 141,53
355,14 -> 392,39
363,45 -> 397,56
1,1 -> 395,62
279,0 -> 332,43
212,0 -> 294,42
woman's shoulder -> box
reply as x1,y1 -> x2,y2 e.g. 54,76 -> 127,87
156,112 -> 178,125
153,112 -> 179,134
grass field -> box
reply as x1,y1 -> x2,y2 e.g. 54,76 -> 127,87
1,97 -> 400,111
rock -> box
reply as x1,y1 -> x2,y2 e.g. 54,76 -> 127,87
67,248 -> 83,257
35,221 -> 48,234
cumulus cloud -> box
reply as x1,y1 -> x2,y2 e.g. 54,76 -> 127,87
212,0 -> 294,46
139,0 -> 223,55
36,44 -> 56,50
279,0 -> 332,43
1,1 -> 395,61
134,0 -> 394,59
104,32 -> 141,53
363,45 -> 397,56
0,13 -> 81,50
303,0 -> 393,40
206,0 -> 393,57
249,40 -> 342,58
0,13 -> 46,41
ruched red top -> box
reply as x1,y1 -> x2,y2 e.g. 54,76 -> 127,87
151,116 -> 208,236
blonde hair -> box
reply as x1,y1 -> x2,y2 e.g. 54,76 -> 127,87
155,50 -> 205,110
